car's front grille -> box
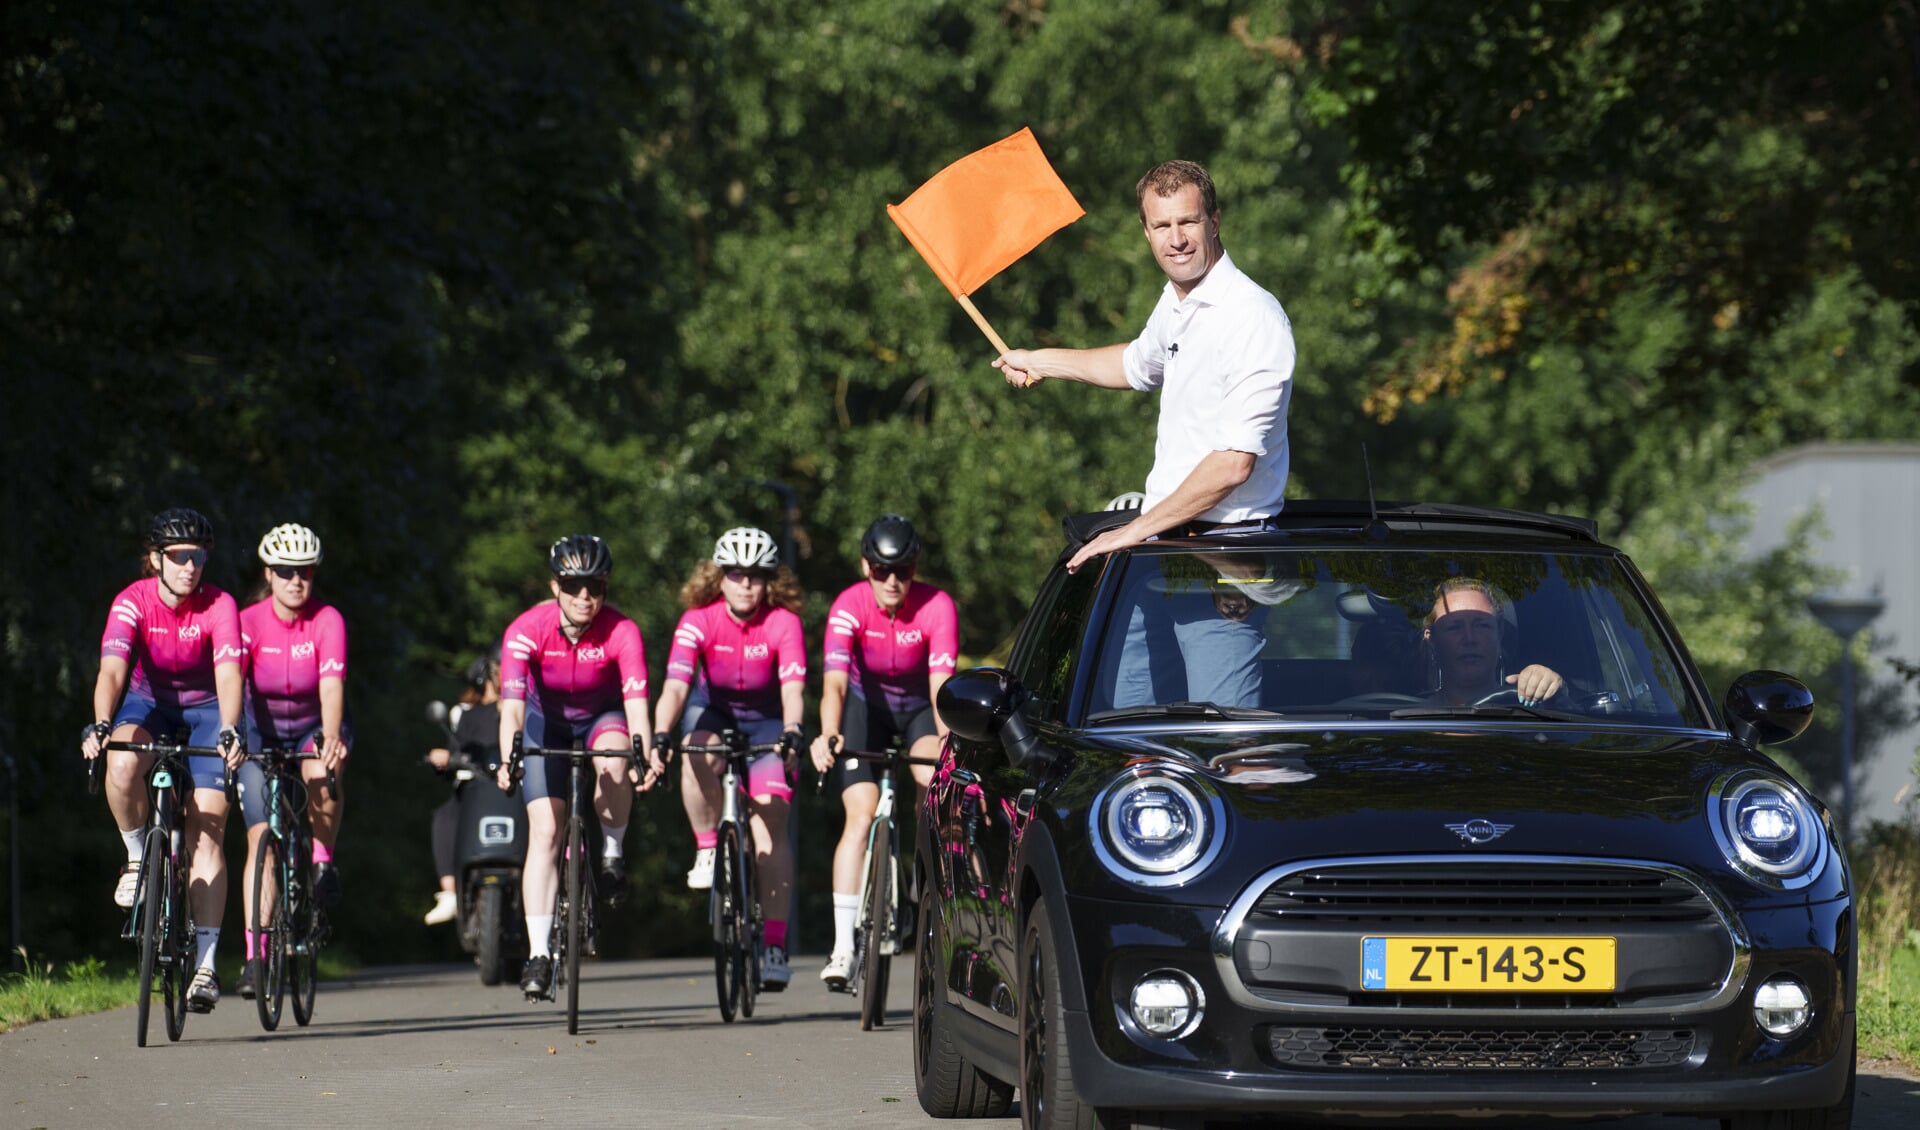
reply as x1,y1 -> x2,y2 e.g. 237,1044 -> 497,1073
1264,1025 -> 1697,1070
1252,863 -> 1716,925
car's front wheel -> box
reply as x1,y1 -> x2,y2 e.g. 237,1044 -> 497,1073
914,880 -> 1014,1118
1021,899 -> 1110,1130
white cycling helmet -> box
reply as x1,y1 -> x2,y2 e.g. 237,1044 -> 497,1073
258,523 -> 323,566
1104,491 -> 1146,511
712,526 -> 779,569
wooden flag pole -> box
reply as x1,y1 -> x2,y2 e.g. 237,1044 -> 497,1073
955,293 -> 1011,356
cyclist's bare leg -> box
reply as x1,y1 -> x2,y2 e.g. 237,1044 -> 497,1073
184,787 -> 230,929
522,796 -> 565,943
679,728 -> 724,841
588,733 -> 632,833
302,758 -> 343,852
103,723 -> 156,834
832,781 -> 880,895
241,822 -> 274,932
748,796 -> 792,924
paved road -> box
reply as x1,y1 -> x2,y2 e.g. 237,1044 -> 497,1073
5,955 -> 1916,1129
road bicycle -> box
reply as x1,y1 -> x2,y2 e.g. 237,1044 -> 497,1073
680,730 -> 782,1023
239,747 -> 335,1032
505,734 -> 636,1034
822,737 -> 942,1030
99,738 -> 211,1047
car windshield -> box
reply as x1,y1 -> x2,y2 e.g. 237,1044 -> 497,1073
1084,546 -> 1708,729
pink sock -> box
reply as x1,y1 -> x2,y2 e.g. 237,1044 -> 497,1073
765,920 -> 787,948
245,929 -> 258,960
311,841 -> 333,864
694,830 -> 718,850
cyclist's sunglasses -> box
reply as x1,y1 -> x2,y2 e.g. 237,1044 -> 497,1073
270,565 -> 314,581
867,561 -> 914,582
557,576 -> 608,598
162,548 -> 208,568
722,568 -> 771,585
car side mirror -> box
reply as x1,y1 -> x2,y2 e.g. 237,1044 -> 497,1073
1723,670 -> 1814,747
938,667 -> 1054,770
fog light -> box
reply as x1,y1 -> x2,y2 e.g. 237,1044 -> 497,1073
1752,976 -> 1812,1037
1129,970 -> 1204,1039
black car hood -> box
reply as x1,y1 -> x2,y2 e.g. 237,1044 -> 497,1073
1060,726 -> 1824,899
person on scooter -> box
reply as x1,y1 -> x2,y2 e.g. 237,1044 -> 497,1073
426,648 -> 500,925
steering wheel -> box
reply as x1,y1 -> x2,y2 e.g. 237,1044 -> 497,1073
1472,688 -> 1524,707
1332,692 -> 1429,708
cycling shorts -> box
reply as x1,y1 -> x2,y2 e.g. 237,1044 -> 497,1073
111,693 -> 229,791
835,698 -> 939,791
235,724 -> 355,828
521,708 -> 628,803
680,703 -> 793,802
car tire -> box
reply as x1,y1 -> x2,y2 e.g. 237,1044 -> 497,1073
914,880 -> 1015,1117
1021,899 -> 1112,1130
1720,1025 -> 1855,1130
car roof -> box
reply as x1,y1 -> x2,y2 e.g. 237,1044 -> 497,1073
1062,500 -> 1602,556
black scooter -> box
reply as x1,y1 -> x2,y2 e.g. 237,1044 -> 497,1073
428,700 -> 529,986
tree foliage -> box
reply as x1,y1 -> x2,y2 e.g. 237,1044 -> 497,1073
2,0 -> 1913,961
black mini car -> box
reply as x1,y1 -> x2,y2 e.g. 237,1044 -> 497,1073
912,502 -> 1852,1130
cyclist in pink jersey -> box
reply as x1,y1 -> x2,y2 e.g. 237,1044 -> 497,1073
806,514 -> 959,988
231,523 -> 349,1002
493,535 -> 662,1001
80,508 -> 246,1012
652,527 -> 807,990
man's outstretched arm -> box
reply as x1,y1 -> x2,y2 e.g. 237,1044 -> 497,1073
993,343 -> 1130,390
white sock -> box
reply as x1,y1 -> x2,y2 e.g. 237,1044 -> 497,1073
195,927 -> 220,973
527,914 -> 554,958
600,822 -> 626,860
832,893 -> 859,956
122,829 -> 145,862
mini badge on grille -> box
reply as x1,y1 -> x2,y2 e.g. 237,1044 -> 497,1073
1446,819 -> 1513,844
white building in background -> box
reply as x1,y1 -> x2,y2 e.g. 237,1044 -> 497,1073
1742,442 -> 1920,830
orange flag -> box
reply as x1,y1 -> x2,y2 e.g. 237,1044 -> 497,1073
888,127 -> 1084,353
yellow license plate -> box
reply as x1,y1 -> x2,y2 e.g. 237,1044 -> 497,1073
1360,936 -> 1616,991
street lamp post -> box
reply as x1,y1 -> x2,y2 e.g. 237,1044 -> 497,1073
1805,592 -> 1886,843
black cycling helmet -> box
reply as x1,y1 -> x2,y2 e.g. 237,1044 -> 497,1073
465,645 -> 501,691
548,534 -> 612,578
861,514 -> 921,567
147,508 -> 215,549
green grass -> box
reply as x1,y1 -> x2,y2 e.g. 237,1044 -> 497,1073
0,953 -> 139,1033
1855,823 -> 1920,1070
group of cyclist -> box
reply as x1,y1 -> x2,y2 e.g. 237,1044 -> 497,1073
486,516 -> 955,1001
84,506 -> 958,1012
80,510 -> 348,1014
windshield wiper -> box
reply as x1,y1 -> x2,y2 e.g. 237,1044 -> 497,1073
1387,703 -> 1572,722
1089,701 -> 1256,724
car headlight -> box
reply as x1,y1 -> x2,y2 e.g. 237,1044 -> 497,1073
1090,769 -> 1225,887
1708,772 -> 1829,889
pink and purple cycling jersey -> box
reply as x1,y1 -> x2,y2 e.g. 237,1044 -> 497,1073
665,601 -> 806,722
100,579 -> 244,706
824,581 -> 959,713
240,600 -> 348,741
500,603 -> 649,724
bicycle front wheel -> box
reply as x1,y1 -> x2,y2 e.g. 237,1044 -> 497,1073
163,837 -> 191,1042
739,838 -> 759,1020
134,827 -> 167,1047
711,825 -> 743,1022
252,835 -> 287,1031
289,833 -> 318,1027
859,818 -> 894,1030
565,812 -> 587,1035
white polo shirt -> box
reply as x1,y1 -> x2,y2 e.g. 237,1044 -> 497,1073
1121,251 -> 1294,522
